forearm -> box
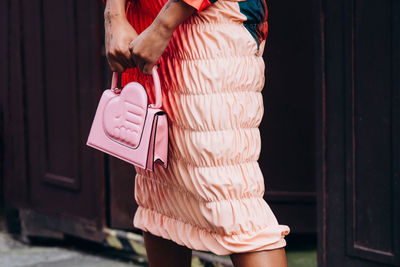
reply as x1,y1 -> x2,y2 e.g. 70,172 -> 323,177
104,0 -> 138,72
153,0 -> 197,37
104,0 -> 128,21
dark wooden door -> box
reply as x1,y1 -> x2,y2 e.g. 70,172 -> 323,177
316,0 -> 400,266
262,0 -> 316,234
108,0 -> 317,234
2,0 -> 106,239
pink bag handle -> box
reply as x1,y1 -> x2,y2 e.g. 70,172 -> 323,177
111,65 -> 162,109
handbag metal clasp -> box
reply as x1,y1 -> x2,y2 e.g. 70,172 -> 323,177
112,87 -> 122,94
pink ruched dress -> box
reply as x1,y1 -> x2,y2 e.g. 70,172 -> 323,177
105,0 -> 290,255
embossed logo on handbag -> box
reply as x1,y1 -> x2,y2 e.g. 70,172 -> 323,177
103,82 -> 147,149
86,66 -> 169,171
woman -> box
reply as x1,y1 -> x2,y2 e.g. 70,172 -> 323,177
103,0 -> 290,266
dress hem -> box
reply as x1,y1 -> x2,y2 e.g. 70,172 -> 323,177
133,205 -> 289,256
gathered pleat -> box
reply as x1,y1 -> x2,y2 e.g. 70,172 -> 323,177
122,0 -> 290,255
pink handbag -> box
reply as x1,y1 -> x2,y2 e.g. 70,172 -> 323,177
86,66 -> 169,171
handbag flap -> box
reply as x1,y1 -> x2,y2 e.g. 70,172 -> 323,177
102,82 -> 148,149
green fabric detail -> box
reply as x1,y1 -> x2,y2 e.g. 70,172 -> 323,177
238,0 -> 267,49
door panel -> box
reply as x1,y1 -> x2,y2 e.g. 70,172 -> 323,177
345,0 -> 399,263
317,0 -> 400,265
7,0 -> 105,226
262,0 -> 316,234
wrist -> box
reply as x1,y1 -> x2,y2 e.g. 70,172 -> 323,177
153,0 -> 196,37
104,10 -> 127,22
104,0 -> 127,22
154,15 -> 178,37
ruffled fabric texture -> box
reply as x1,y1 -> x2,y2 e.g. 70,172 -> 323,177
103,0 -> 290,255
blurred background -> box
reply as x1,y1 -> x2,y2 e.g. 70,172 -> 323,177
0,0 -> 399,266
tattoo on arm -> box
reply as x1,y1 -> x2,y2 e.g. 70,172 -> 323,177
104,9 -> 120,27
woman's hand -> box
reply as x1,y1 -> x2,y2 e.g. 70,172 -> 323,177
129,0 -> 196,75
128,21 -> 174,75
104,2 -> 138,72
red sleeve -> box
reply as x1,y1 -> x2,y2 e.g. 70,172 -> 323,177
102,0 -> 133,4
182,0 -> 214,13
102,0 -> 214,13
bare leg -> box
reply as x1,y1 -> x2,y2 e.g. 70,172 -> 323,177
143,231 -> 192,267
230,247 -> 288,267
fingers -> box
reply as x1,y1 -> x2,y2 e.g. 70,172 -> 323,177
106,47 -> 136,72
119,48 -> 136,69
129,46 -> 155,75
130,55 -> 155,75
107,54 -> 126,72
132,56 -> 154,74
107,59 -> 125,73
142,64 -> 154,75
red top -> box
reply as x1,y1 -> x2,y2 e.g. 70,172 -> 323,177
101,0 -> 214,103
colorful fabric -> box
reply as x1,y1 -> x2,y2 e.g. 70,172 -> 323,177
102,0 -> 290,255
